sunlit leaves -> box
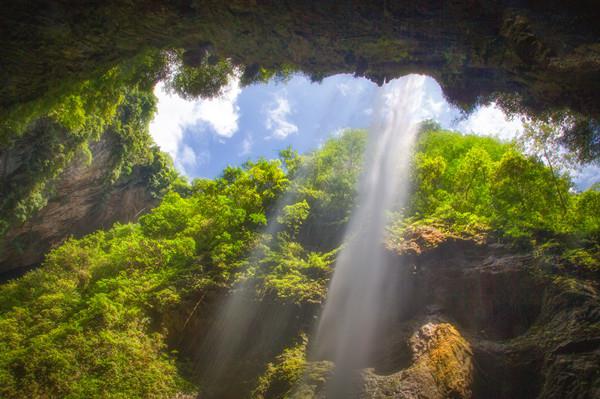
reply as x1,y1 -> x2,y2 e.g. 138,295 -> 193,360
491,150 -> 570,236
243,239 -> 336,305
0,157 -> 290,398
404,127 -> 597,251
277,201 -> 310,236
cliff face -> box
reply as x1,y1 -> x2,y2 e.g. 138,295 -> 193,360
0,132 -> 159,277
357,239 -> 599,399
1,1 -> 599,120
304,239 -> 599,399
168,237 -> 600,398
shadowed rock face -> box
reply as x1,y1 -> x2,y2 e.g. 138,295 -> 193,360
173,238 -> 599,398
0,131 -> 159,277
362,240 -> 599,399
1,0 -> 599,119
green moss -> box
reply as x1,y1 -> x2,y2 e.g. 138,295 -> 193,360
358,38 -> 412,63
562,248 -> 600,274
407,322 -> 473,398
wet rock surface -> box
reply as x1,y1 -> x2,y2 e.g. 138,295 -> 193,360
360,240 -> 599,399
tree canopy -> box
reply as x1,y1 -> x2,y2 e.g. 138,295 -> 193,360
0,127 -> 598,398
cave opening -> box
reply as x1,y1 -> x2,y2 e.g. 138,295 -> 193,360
0,2 -> 599,399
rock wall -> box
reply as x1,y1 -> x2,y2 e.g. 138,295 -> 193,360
342,238 -> 600,399
0,131 -> 160,277
1,1 -> 599,119
172,237 -> 599,398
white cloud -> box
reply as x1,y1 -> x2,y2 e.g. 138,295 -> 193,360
149,77 -> 241,174
455,103 -> 524,141
264,96 -> 298,139
425,97 -> 448,116
173,145 -> 211,176
337,80 -> 365,97
239,134 -> 253,156
331,127 -> 349,137
149,82 -> 197,159
197,150 -> 211,166
180,145 -> 198,169
195,79 -> 241,138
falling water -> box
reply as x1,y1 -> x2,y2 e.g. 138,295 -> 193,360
197,74 -> 428,397
312,75 -> 427,393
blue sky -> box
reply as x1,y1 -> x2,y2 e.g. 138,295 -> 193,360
150,73 -> 598,189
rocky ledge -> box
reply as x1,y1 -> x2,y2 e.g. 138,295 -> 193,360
208,234 -> 600,398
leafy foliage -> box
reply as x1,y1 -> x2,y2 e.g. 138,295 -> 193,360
0,47 -> 246,235
288,129 -> 367,250
0,87 -> 177,236
390,125 -> 599,278
0,157 -> 290,398
0,227 -> 195,398
1,124 -> 598,398
0,50 -> 169,144
493,95 -> 600,166
241,236 -> 337,305
238,130 -> 366,305
252,335 -> 308,399
165,56 -> 236,100
0,128 -> 367,397
405,128 -> 571,238
108,88 -> 159,182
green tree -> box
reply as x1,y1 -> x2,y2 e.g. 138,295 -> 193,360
452,146 -> 493,212
520,119 -> 576,213
165,57 -> 235,100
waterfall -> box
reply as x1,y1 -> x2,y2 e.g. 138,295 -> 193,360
312,75 -> 427,393
197,74 -> 428,398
